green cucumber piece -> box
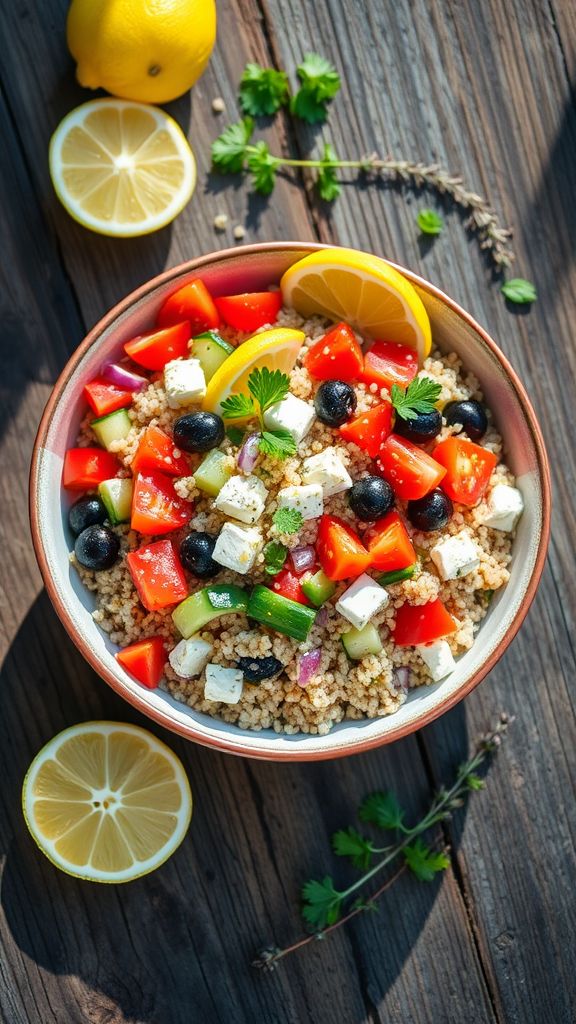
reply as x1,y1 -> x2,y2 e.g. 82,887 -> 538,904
91,408 -> 132,451
377,563 -> 417,587
342,623 -> 383,660
301,568 -> 336,607
98,477 -> 133,524
247,585 -> 316,642
192,331 -> 234,382
194,449 -> 233,497
173,584 -> 249,638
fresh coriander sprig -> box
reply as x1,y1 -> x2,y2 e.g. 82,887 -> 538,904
252,714 -> 512,970
239,64 -> 290,116
290,53 -> 341,124
220,367 -> 297,461
391,376 -> 442,422
272,507 -> 303,535
263,541 -> 288,575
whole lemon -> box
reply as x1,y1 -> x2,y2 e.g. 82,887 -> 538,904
67,0 -> 217,104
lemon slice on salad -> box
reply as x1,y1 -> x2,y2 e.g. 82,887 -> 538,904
22,722 -> 192,883
281,248 -> 432,361
203,327 -> 305,419
49,99 -> 196,237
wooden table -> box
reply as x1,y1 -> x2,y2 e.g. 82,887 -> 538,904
1,1 -> 574,1020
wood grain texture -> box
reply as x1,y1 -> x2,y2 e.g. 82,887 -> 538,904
0,0 -> 574,1021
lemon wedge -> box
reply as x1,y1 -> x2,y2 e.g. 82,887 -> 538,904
203,327 -> 305,419
49,99 -> 196,237
22,722 -> 192,883
281,248 -> 432,361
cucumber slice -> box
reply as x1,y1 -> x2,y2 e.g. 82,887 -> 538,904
377,564 -> 417,587
173,584 -> 249,638
192,331 -> 234,382
342,623 -> 383,660
247,585 -> 316,641
194,449 -> 233,497
301,569 -> 336,607
91,408 -> 132,451
98,477 -> 133,524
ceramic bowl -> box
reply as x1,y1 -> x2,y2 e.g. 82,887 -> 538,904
30,243 -> 551,760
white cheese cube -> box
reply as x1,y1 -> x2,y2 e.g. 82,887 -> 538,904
168,635 -> 213,678
430,533 -> 480,581
302,448 -> 353,497
214,474 -> 268,524
335,572 -> 390,630
277,483 -> 324,522
483,483 -> 524,532
212,522 -> 262,574
164,358 -> 206,408
416,640 -> 456,681
204,664 -> 244,704
263,394 -> 315,445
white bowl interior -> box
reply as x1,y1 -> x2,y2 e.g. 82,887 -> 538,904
34,248 -> 544,757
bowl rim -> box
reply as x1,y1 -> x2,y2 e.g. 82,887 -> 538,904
29,241 -> 551,760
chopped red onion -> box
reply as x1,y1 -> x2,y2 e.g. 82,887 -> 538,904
102,361 -> 148,392
393,667 -> 411,693
237,432 -> 261,472
297,648 -> 322,687
290,544 -> 316,574
315,606 -> 328,628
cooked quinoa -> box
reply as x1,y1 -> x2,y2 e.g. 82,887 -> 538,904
72,307 -> 515,736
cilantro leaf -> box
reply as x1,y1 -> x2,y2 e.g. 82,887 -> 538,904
272,506 -> 303,534
226,426 -> 245,446
404,839 -> 450,882
391,376 -> 442,422
239,63 -> 290,116
263,541 -> 288,575
247,141 -> 280,195
331,827 -> 374,870
248,367 -> 290,412
359,791 -> 405,832
501,278 -> 537,304
220,393 -> 255,421
301,876 -> 343,929
316,142 -> 341,202
291,53 -> 341,124
417,209 -> 444,236
211,118 -> 254,174
259,429 -> 297,460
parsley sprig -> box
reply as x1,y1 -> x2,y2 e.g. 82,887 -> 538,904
272,507 -> 303,535
220,367 -> 297,461
391,375 -> 442,422
237,55 -> 340,123
252,715 -> 512,970
263,541 -> 288,575
239,64 -> 289,116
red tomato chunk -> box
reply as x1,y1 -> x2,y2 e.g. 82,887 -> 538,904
116,637 -> 167,689
126,539 -> 188,611
269,567 -> 313,606
131,470 -> 191,535
339,402 -> 393,457
214,291 -> 282,333
433,436 -> 497,506
157,279 -> 220,333
131,425 -> 190,477
377,434 -> 446,501
317,515 -> 371,581
360,340 -> 419,390
83,377 -> 133,417
63,448 -> 120,490
303,323 -> 364,381
364,511 -> 416,572
124,322 -> 191,371
393,598 -> 457,646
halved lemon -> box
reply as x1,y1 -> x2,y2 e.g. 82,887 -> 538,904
22,722 -> 192,883
281,248 -> 432,361
49,99 -> 196,237
203,327 -> 305,419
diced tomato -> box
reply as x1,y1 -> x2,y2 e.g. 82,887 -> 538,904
360,340 -> 419,391
131,470 -> 191,535
433,437 -> 497,506
157,279 -> 220,333
339,402 -> 393,457
392,598 -> 458,646
63,448 -> 121,490
124,322 -> 191,371
131,425 -> 190,477
303,322 -> 364,381
116,637 -> 167,689
126,539 -> 188,611
317,515 -> 371,581
377,434 -> 446,501
364,511 -> 416,572
268,568 -> 313,606
83,377 -> 133,417
214,291 -> 282,333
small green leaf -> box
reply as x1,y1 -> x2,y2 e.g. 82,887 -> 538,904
301,876 -> 343,930
239,63 -> 290,116
248,367 -> 291,413
211,118 -> 254,174
359,791 -> 405,831
466,773 -> 485,791
331,827 -> 374,870
391,376 -> 442,422
501,278 -> 537,304
259,429 -> 297,460
272,506 -> 303,534
404,839 -> 450,882
417,209 -> 444,236
316,143 -> 341,202
226,426 -> 245,446
291,53 -> 341,124
247,141 -> 280,196
220,392 -> 255,420
263,541 -> 288,575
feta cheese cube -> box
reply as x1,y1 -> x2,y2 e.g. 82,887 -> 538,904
212,522 -> 262,574
169,635 -> 213,678
263,393 -> 315,445
416,640 -> 456,681
430,533 -> 480,581
302,448 -> 353,497
164,358 -> 206,408
483,483 -> 524,532
277,483 -> 324,522
204,664 -> 244,704
214,474 -> 268,524
335,572 -> 390,630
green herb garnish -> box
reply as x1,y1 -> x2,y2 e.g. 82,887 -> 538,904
212,117 -> 255,174
226,426 -> 245,446
272,507 -> 303,535
239,63 -> 290,116
501,278 -> 537,304
316,142 -> 341,201
391,375 -> 442,422
220,368 -> 297,461
263,541 -> 288,575
291,53 -> 341,124
417,208 -> 444,235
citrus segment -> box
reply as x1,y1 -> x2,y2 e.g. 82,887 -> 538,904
203,327 -> 305,419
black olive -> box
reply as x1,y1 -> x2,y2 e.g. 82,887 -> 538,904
74,525 -> 120,570
237,655 -> 284,683
180,532 -> 221,579
348,476 -> 395,521
407,489 -> 454,532
68,495 -> 108,536
394,409 -> 442,444
173,412 -> 225,453
314,380 -> 357,427
443,400 -> 488,441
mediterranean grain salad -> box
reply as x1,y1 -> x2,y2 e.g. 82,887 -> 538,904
63,249 -> 524,735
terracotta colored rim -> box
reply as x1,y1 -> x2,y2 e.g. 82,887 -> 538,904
29,242 -> 551,760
